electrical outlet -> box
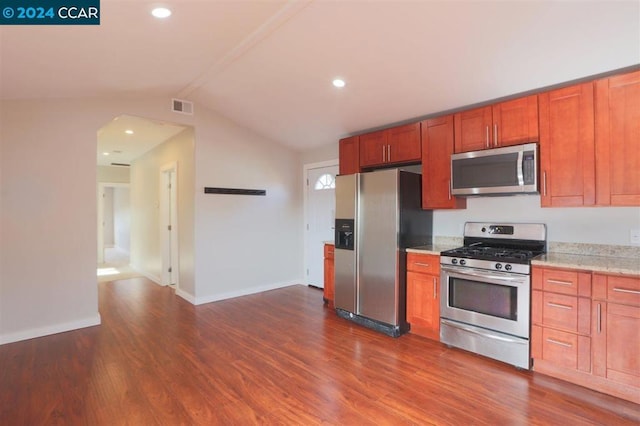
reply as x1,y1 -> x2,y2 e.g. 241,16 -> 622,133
630,229 -> 640,246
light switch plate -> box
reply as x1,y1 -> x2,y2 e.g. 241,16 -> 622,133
630,229 -> 640,245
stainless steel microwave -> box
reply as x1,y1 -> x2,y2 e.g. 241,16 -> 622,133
451,143 -> 538,196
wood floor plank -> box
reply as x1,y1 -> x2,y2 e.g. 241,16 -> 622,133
1,278 -> 638,425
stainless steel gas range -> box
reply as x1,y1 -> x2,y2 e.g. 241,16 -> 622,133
439,222 -> 546,369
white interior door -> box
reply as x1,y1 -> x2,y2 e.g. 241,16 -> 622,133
306,165 -> 338,288
161,163 -> 178,287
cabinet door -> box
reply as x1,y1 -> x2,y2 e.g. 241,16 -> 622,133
387,123 -> 421,164
406,271 -> 440,340
421,116 -> 466,210
339,136 -> 360,175
593,301 -> 640,388
595,70 -> 640,206
454,106 -> 492,153
323,256 -> 335,307
493,95 -> 539,147
359,130 -> 387,168
539,82 -> 595,207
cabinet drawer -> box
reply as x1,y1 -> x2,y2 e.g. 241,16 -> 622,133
324,244 -> 334,259
407,253 -> 439,274
542,293 -> 578,331
541,293 -> 591,334
541,328 -> 590,372
595,274 -> 640,306
537,268 -> 591,297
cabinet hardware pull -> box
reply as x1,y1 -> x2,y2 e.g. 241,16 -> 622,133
597,303 -> 601,334
547,302 -> 572,310
613,287 -> 640,295
387,145 -> 391,162
494,124 -> 498,146
433,277 -> 437,299
414,263 -> 431,267
485,126 -> 490,148
543,171 -> 547,196
546,338 -> 572,348
448,180 -> 452,200
382,145 -> 386,162
547,279 -> 572,287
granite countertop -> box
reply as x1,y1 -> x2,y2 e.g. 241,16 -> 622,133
531,242 -> 640,275
532,253 -> 640,275
407,239 -> 639,276
406,237 -> 462,256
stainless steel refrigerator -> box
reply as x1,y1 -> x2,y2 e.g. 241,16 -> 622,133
334,169 -> 433,337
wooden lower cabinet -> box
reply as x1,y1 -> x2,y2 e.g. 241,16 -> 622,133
532,266 -> 640,404
592,274 -> 640,392
406,253 -> 440,340
323,244 -> 334,307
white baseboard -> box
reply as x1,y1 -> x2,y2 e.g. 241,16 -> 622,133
194,281 -> 301,306
175,287 -> 196,304
0,314 -> 102,345
130,264 -> 161,285
114,246 -> 130,256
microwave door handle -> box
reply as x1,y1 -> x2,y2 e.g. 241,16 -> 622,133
517,150 -> 524,186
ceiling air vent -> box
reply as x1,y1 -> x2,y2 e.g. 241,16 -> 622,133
172,98 -> 194,115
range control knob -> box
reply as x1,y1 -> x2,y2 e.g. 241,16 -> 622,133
459,259 -> 467,266
495,263 -> 503,270
505,264 -> 513,271
451,258 -> 458,265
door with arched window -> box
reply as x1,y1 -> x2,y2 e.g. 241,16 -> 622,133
305,164 -> 338,288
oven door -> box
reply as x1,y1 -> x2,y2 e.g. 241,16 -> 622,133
440,264 -> 530,338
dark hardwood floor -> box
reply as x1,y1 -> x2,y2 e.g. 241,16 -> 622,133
1,278 -> 639,425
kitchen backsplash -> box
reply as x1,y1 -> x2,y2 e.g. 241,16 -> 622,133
432,194 -> 640,247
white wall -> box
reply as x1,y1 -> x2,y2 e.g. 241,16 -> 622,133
0,99 -> 103,343
130,128 -> 195,294
103,187 -> 115,246
301,143 -> 338,166
433,195 -> 640,246
193,113 -> 303,304
97,165 -> 129,184
1,96 -> 303,343
113,187 -> 130,254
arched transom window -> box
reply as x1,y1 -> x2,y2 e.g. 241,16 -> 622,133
314,173 -> 335,190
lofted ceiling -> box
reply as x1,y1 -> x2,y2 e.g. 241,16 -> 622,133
1,1 -> 638,161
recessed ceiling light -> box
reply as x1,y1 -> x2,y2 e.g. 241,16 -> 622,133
332,79 -> 346,88
102,152 -> 110,156
125,129 -> 134,135
151,7 -> 172,18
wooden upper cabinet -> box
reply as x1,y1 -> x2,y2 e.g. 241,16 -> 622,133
339,136 -> 360,175
454,106 -> 493,152
421,116 -> 466,210
387,123 -> 421,164
493,95 -> 539,147
454,95 -> 539,153
359,123 -> 421,169
539,82 -> 596,207
359,130 -> 387,168
595,70 -> 640,206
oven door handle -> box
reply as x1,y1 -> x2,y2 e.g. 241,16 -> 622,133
441,319 -> 527,345
442,266 -> 526,282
